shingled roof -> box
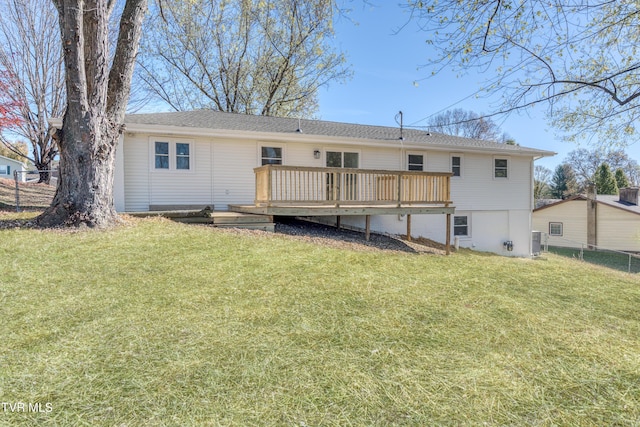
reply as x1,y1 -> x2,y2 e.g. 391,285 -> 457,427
534,194 -> 640,215
125,110 -> 554,156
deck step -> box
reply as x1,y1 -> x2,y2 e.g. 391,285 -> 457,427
126,209 -> 275,232
215,223 -> 275,232
210,212 -> 273,224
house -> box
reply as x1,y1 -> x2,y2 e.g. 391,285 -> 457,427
112,110 -> 554,256
0,154 -> 27,182
533,186 -> 640,252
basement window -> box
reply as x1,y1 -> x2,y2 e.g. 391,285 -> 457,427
454,215 -> 469,237
549,222 -> 563,236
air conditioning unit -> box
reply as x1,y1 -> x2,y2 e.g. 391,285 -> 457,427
532,231 -> 542,256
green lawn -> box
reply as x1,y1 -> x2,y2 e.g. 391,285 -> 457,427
548,245 -> 640,274
1,214 -> 639,426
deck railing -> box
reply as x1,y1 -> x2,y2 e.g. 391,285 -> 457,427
254,165 -> 452,207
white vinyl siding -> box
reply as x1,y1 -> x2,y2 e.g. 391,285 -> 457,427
149,140 -> 209,207
123,134 -> 151,211
213,140 -> 255,208
451,154 -> 530,211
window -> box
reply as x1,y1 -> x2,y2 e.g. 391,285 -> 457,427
326,151 -> 359,201
152,140 -> 192,171
453,215 -> 469,237
326,151 -> 359,168
343,152 -> 359,168
155,142 -> 169,169
549,222 -> 563,236
408,154 -> 424,171
261,147 -> 283,165
494,158 -> 508,178
176,143 -> 190,170
0,165 -> 8,175
451,156 -> 461,177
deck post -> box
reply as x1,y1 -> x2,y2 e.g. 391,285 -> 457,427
397,172 -> 402,207
336,215 -> 341,230
446,213 -> 451,255
365,215 -> 371,241
406,214 -> 412,242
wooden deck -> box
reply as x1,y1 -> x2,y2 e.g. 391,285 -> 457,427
252,164 -> 453,210
229,203 -> 454,216
238,165 -> 455,252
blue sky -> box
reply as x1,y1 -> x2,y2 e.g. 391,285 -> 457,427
316,2 -> 640,172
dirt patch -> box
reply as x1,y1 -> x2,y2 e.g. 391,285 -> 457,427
221,217 -> 449,255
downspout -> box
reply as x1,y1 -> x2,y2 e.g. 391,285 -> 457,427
586,182 -> 597,249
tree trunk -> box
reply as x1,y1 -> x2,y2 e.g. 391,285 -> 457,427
38,0 -> 146,228
38,115 -> 119,227
34,162 -> 51,185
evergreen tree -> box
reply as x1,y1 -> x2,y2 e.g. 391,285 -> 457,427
550,164 -> 578,199
594,164 -> 618,195
615,168 -> 630,189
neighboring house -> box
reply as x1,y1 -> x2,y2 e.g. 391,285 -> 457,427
106,110 -> 553,256
0,154 -> 27,182
533,187 -> 640,252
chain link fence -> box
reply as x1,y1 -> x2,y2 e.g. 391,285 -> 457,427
1,170 -> 57,212
541,233 -> 640,274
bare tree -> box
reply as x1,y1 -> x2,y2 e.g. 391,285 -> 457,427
565,148 -> 640,189
534,165 -> 552,201
138,0 -> 350,117
0,0 -> 65,183
427,108 -> 502,141
39,0 -> 147,227
406,1 -> 640,146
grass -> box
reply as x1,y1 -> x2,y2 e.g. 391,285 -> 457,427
1,214 -> 639,426
548,245 -> 640,274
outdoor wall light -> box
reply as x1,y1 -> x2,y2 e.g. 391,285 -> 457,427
313,149 -> 321,159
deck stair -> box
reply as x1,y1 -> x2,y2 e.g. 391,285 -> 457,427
127,206 -> 275,232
